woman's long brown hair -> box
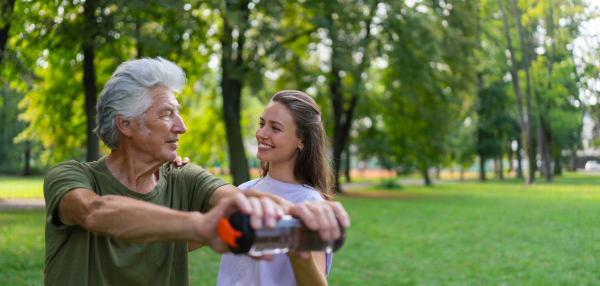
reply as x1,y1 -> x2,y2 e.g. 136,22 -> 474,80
259,90 -> 334,200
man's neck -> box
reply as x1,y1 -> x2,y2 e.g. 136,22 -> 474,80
104,148 -> 164,194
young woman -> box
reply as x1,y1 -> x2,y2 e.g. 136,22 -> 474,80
216,90 -> 335,286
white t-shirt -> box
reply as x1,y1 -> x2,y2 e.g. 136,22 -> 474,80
216,173 -> 333,286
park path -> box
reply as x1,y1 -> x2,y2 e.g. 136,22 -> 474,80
0,199 -> 45,211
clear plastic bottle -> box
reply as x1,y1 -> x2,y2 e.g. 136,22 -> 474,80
218,212 -> 346,255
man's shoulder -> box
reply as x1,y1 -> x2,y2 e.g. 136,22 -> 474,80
47,160 -> 97,176
162,162 -> 206,177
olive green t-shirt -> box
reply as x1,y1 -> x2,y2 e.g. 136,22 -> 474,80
43,157 -> 229,286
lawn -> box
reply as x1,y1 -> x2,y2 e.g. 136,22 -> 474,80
2,173 -> 600,285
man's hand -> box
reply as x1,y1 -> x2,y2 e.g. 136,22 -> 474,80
193,193 -> 284,253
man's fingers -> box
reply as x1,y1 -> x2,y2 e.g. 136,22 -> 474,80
222,192 -> 252,216
248,197 -> 263,230
183,157 -> 190,164
260,197 -> 277,228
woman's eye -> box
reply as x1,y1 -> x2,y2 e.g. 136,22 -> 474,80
259,122 -> 265,127
272,127 -> 280,131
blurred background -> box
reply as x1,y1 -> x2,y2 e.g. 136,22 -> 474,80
2,0 -> 600,285
1,0 -> 600,187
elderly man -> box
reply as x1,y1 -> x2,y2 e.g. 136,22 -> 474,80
43,57 -> 349,285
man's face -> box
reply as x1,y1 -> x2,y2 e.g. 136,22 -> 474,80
131,86 -> 187,162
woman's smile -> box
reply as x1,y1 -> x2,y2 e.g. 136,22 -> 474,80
258,143 -> 274,150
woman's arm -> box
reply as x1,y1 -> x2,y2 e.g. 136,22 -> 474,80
288,251 -> 328,286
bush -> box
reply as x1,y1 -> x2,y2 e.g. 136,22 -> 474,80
377,178 -> 402,189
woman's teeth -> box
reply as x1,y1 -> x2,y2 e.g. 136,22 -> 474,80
259,143 -> 273,149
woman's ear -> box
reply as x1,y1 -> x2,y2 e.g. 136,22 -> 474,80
115,115 -> 134,138
298,140 -> 305,150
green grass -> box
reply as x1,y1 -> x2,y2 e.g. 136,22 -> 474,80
0,211 -> 45,285
3,173 -> 600,285
0,176 -> 45,199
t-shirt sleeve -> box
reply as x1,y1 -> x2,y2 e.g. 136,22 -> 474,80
302,189 -> 326,203
44,161 -> 94,229
183,164 -> 230,213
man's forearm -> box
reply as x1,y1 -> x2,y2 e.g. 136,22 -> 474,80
86,195 -> 204,243
60,189 -> 205,244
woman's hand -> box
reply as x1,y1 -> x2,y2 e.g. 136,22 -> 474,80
171,156 -> 191,167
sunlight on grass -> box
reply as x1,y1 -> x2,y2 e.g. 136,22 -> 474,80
0,177 -> 45,199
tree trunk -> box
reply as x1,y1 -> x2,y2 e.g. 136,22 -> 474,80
327,11 -> 373,193
516,140 -> 523,178
510,0 -> 536,184
344,147 -> 351,183
554,156 -> 562,175
460,166 -> 465,181
23,140 -> 31,176
220,1 -> 250,186
0,0 -> 15,66
421,165 -> 431,186
507,142 -> 514,174
497,0 -> 533,184
542,2 -> 555,183
498,155 -> 504,180
537,123 -> 545,177
83,0 -> 99,162
479,154 -> 486,181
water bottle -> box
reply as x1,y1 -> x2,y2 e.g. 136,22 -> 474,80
218,211 -> 346,256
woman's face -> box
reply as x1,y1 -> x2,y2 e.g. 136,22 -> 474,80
255,102 -> 304,165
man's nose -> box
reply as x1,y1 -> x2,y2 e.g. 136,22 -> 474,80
172,113 -> 187,134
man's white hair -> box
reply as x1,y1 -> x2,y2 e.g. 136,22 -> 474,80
94,57 -> 187,150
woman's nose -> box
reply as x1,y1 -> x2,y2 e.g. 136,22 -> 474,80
256,127 -> 268,139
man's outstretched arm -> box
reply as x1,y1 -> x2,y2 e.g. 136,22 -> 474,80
58,188 -> 280,252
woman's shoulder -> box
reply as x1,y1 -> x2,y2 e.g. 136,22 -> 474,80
301,187 -> 326,202
237,178 -> 264,191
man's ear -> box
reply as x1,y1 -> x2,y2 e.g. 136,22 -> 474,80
115,115 -> 134,138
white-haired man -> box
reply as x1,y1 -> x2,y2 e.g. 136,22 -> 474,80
43,57 -> 349,285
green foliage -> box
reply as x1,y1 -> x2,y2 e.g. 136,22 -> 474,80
1,0 -> 598,179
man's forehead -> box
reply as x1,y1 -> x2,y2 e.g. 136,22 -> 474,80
152,90 -> 182,110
